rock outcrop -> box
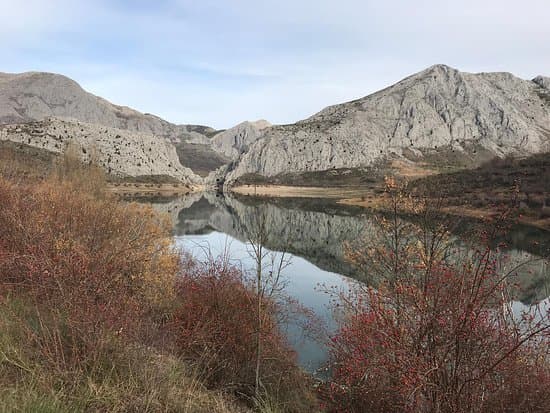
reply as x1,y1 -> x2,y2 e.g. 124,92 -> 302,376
226,65 -> 550,185
0,71 -> 221,181
210,120 -> 271,160
533,76 -> 550,91
0,118 -> 200,184
3,65 -> 550,187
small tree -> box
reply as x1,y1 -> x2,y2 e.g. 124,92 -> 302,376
245,207 -> 292,399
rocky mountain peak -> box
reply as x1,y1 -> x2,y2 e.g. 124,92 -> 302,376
226,64 -> 550,185
210,119 -> 272,160
0,71 -> 216,144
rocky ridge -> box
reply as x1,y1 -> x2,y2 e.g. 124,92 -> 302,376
0,71 -> 215,144
3,65 -> 550,188
225,65 -> 550,185
210,120 -> 271,160
0,118 -> 200,184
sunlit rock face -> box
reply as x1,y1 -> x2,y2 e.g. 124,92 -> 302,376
0,118 -> 201,184
226,65 -> 550,184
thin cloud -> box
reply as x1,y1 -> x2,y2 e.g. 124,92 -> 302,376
1,0 -> 549,128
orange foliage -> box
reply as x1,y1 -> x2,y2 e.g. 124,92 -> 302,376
0,176 -> 178,370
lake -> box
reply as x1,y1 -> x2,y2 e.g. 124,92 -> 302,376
145,192 -> 550,376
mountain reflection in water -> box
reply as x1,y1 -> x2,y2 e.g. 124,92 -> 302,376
148,192 -> 550,306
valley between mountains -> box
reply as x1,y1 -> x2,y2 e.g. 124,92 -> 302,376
1,64 -> 549,228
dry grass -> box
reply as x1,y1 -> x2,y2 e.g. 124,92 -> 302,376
0,300 -> 246,413
0,153 -> 251,413
0,151 -> 314,413
231,184 -> 373,199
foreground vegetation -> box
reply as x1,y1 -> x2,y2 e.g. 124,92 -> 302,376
1,148 -> 549,412
321,179 -> 550,412
0,156 -> 314,412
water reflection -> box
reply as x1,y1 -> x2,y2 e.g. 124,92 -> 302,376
176,231 -> 347,376
136,192 -> 550,374
150,192 -> 550,305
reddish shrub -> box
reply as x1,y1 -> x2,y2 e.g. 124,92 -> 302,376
323,258 -> 550,413
323,178 -> 550,413
169,255 -> 315,409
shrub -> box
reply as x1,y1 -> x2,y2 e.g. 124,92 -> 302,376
0,174 -> 179,379
324,263 -> 550,413
169,255 -> 318,412
323,178 -> 550,413
0,150 -> 318,411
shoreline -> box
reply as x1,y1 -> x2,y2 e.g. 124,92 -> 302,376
108,182 -> 204,197
230,184 -> 378,199
230,184 -> 550,231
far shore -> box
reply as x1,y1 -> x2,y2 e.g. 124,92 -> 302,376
231,184 -> 550,231
230,184 -> 377,199
108,182 -> 204,196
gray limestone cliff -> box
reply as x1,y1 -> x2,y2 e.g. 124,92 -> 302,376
3,65 -> 550,187
0,118 -> 200,184
0,71 -> 215,143
210,120 -> 271,160
226,65 -> 550,185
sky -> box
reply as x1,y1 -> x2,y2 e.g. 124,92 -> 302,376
1,0 -> 549,129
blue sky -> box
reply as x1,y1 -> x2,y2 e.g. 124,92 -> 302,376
1,0 -> 549,129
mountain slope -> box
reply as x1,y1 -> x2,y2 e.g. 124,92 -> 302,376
226,65 -> 550,185
0,71 -> 221,182
210,120 -> 271,160
0,118 -> 200,184
0,71 -> 215,143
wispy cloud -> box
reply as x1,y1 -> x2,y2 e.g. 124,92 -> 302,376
1,0 -> 549,128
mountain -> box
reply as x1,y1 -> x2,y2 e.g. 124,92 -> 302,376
210,120 -> 271,160
225,64 -> 550,185
0,71 -> 274,182
0,71 -> 215,143
3,66 -> 549,188
0,118 -> 200,184
0,71 -> 224,183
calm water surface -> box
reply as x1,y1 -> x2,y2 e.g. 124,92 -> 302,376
145,192 -> 550,375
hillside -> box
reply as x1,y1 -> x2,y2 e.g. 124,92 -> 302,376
0,71 -> 276,181
2,65 -> 550,189
226,64 -> 550,186
0,71 -> 227,181
408,152 -> 550,228
0,118 -> 200,184
210,120 -> 272,160
0,71 -> 215,143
